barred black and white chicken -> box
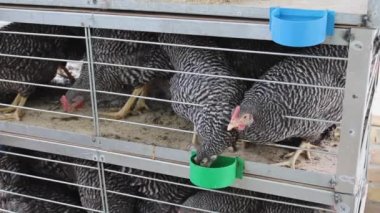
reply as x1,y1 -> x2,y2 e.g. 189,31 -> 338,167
158,34 -> 247,165
61,29 -> 172,119
227,44 -> 349,168
0,23 -> 85,120
179,188 -> 317,213
0,146 -> 84,213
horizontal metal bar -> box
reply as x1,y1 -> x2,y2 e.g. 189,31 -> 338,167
240,139 -> 338,156
0,169 -> 100,191
0,6 -> 350,45
284,115 -> 342,125
0,103 -> 93,120
243,161 -> 334,189
0,150 -> 97,170
105,168 -> 333,212
92,36 -> 349,60
0,56 -> 344,93
0,189 -> 102,212
0,208 -> 16,213
98,117 -> 195,134
0,78 -> 89,93
97,90 -> 203,107
0,52 -> 85,64
0,122 -> 338,189
99,147 -> 335,205
0,130 -> 96,161
0,29 -> 348,59
0,30 -> 85,39
0,0 -> 364,25
0,127 -> 336,205
94,61 -> 346,90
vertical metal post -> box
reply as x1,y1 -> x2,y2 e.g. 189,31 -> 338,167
99,159 -> 109,213
335,28 -> 377,196
84,26 -> 100,137
96,157 -> 108,213
85,26 -> 108,212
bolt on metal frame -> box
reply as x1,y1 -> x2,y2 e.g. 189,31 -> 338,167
0,3 -> 378,213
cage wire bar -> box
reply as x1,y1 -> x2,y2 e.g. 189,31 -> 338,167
0,0 -> 366,25
0,27 -> 370,206
0,6 -> 349,45
0,3 -> 378,213
0,145 -> 335,213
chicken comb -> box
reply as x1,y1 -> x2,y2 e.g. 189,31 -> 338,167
231,106 -> 240,120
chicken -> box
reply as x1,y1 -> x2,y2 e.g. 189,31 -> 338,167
1,178 -> 85,213
132,169 -> 198,213
75,160 -> 197,213
61,29 -> 172,119
0,146 -> 84,213
0,23 -> 85,121
215,38 -> 292,80
73,159 -> 137,212
227,44 -> 348,168
179,188 -> 317,213
158,34 -> 247,165
215,38 -> 298,149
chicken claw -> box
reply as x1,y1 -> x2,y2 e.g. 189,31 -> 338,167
272,141 -> 318,169
100,84 -> 150,119
0,94 -> 28,121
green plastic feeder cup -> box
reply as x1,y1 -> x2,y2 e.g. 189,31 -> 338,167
189,152 -> 245,189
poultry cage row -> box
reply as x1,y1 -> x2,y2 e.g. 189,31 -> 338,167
0,0 -> 379,212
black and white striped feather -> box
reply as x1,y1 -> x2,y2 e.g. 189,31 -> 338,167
159,34 -> 247,164
0,23 -> 85,97
179,188 -> 317,213
239,45 -> 348,144
65,29 -> 172,106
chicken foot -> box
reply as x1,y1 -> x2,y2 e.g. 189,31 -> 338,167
272,141 -> 319,169
0,94 -> 21,113
100,84 -> 150,120
134,84 -> 150,112
0,94 -> 28,121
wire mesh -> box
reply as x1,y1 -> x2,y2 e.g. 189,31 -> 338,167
0,146 -> 334,212
0,23 -> 356,170
0,21 -> 377,213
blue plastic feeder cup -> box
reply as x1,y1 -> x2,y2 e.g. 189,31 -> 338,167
270,7 -> 336,47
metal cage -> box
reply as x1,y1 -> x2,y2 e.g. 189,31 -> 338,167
0,1 -> 379,213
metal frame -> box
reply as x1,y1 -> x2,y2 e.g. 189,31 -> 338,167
0,6 -> 349,45
336,28 -> 377,196
0,4 -> 378,213
0,0 -> 366,25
